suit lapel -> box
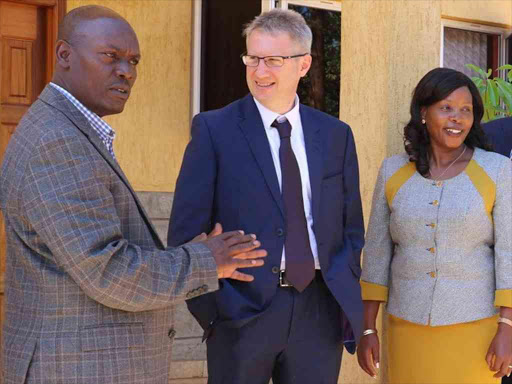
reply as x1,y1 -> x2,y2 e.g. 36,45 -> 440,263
300,106 -> 323,227
39,85 -> 165,249
238,95 -> 284,219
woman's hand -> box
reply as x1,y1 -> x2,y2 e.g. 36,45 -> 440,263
357,332 -> 380,378
486,324 -> 512,378
358,300 -> 382,378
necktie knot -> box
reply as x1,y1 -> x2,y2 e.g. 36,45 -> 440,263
272,119 -> 292,139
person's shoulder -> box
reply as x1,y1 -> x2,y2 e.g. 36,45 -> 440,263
195,96 -> 249,122
381,153 -> 411,176
472,147 -> 510,179
483,117 -> 512,143
299,103 -> 350,130
17,98 -> 86,149
473,146 -> 508,162
483,116 -> 512,130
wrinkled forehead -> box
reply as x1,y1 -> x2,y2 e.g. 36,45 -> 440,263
73,17 -> 140,51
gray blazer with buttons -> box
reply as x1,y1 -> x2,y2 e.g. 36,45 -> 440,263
361,148 -> 512,326
0,85 -> 218,384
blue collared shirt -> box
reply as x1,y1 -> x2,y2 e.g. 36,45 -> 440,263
50,82 -> 116,160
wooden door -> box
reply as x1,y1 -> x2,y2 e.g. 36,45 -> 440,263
0,0 -> 64,336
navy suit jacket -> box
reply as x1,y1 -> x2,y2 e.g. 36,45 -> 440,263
483,117 -> 512,158
168,95 -> 365,353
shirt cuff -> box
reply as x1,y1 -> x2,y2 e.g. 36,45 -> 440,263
360,280 -> 388,302
495,289 -> 512,308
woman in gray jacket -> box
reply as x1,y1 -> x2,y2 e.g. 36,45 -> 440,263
357,68 -> 512,383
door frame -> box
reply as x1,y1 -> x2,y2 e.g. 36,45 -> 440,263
0,0 -> 65,296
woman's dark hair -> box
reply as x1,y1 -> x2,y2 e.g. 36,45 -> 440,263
404,67 -> 492,177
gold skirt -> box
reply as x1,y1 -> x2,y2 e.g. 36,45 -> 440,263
387,314 -> 500,384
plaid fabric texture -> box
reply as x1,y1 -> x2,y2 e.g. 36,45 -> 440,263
0,85 -> 218,384
50,82 -> 117,160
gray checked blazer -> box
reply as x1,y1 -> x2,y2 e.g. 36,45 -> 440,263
361,148 -> 512,326
0,85 -> 219,384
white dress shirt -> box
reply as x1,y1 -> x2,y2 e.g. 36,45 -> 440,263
253,96 -> 320,270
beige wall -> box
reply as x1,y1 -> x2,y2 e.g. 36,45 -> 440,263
340,0 -> 511,383
67,0 -> 193,192
442,0 -> 512,26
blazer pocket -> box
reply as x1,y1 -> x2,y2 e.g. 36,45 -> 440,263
80,322 -> 145,352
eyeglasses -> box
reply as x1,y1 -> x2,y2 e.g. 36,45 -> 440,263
241,53 -> 309,68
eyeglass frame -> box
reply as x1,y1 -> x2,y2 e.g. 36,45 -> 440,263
240,53 -> 310,68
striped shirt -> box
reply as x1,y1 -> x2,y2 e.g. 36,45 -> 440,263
50,82 -> 116,160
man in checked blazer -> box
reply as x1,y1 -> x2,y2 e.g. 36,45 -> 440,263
0,6 -> 266,384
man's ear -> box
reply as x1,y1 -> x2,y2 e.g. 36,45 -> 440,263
299,54 -> 312,78
55,40 -> 72,70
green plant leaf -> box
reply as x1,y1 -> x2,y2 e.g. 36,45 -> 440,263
466,64 -> 489,79
497,64 -> 512,71
472,77 -> 484,90
495,78 -> 512,113
488,80 -> 499,105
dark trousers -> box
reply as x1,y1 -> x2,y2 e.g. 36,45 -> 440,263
206,274 -> 344,384
503,375 -> 512,384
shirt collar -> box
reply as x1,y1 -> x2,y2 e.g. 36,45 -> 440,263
49,82 -> 116,141
253,95 -> 301,132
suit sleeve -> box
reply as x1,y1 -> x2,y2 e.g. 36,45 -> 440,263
20,132 -> 219,312
168,114 -> 217,246
360,159 -> 392,301
493,158 -> 512,308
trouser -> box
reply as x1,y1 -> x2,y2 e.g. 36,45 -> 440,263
206,272 -> 344,384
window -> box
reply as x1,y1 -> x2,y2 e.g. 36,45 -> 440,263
441,20 -> 507,79
276,0 -> 342,118
190,0 -> 342,118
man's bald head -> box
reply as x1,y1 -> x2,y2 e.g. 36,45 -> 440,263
53,5 -> 140,117
57,5 -> 129,45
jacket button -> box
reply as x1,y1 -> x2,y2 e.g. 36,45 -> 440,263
271,266 -> 279,274
276,228 -> 284,237
168,329 -> 176,339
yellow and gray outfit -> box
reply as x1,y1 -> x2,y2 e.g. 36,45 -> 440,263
361,148 -> 512,383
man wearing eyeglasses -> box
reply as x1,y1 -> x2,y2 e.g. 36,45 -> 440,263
483,117 -> 512,160
168,8 -> 364,384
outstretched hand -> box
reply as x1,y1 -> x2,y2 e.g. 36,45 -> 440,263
199,223 -> 267,281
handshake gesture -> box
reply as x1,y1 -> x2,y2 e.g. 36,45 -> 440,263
190,223 -> 267,281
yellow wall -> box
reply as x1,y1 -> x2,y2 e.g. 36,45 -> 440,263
442,0 -> 512,27
67,0 -> 193,192
340,1 -> 512,383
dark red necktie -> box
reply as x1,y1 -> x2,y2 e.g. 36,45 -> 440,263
272,118 -> 315,292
